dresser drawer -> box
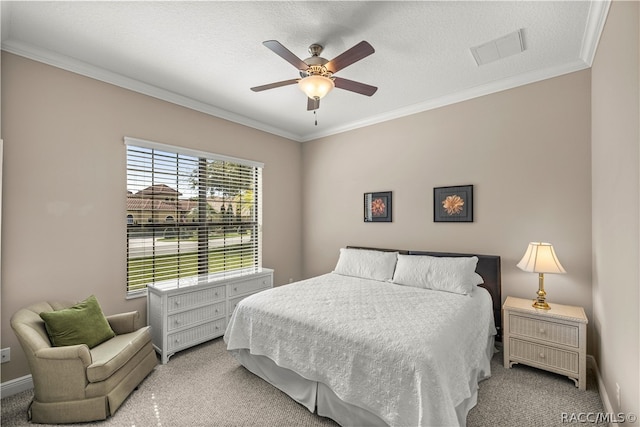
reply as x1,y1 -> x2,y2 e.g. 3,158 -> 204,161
228,295 -> 247,314
509,338 -> 579,374
227,276 -> 271,297
167,318 -> 226,352
167,285 -> 226,313
148,268 -> 273,364
509,314 -> 579,347
167,301 -> 225,331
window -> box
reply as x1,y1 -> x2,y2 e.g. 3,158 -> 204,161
125,137 -> 263,296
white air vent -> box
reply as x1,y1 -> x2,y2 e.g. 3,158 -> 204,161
471,29 -> 524,66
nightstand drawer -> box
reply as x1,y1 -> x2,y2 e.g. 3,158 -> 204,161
509,338 -> 579,374
503,296 -> 587,390
509,314 -> 579,347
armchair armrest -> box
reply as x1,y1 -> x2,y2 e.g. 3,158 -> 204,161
106,311 -> 141,335
32,345 -> 93,401
35,345 -> 92,365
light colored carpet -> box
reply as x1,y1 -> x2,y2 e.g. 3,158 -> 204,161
1,338 -> 605,426
468,347 -> 606,427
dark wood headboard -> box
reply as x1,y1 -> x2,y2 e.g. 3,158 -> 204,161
347,246 -> 502,340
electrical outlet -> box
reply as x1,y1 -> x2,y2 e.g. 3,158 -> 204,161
0,348 -> 10,363
616,383 -> 621,408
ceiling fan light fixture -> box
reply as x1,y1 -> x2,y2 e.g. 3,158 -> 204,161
298,75 -> 335,100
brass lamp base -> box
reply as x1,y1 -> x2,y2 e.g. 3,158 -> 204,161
532,272 -> 551,310
532,299 -> 550,310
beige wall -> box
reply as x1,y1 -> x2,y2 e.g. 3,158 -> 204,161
591,0 -> 640,420
0,53 -> 303,382
3,7 -> 638,416
302,70 -> 593,344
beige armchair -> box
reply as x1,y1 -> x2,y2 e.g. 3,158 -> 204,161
10,301 -> 158,424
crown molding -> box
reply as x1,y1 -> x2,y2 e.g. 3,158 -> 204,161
580,0 -> 611,66
2,0 -> 609,144
303,0 -> 610,142
1,40 -> 304,142
301,58 -> 590,142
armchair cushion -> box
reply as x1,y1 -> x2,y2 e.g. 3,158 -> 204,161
39,295 -> 115,349
86,326 -> 152,382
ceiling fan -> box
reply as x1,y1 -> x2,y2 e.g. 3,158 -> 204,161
251,40 -> 378,111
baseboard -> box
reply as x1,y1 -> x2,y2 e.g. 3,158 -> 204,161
1,374 -> 33,399
587,355 -> 620,427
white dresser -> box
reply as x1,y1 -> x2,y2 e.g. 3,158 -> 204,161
503,296 -> 588,390
147,268 -> 273,363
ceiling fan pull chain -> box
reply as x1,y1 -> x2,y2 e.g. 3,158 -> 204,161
314,110 -> 318,126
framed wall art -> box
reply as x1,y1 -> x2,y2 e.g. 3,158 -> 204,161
434,185 -> 473,222
364,191 -> 392,222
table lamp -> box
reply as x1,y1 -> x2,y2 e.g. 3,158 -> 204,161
517,242 -> 566,310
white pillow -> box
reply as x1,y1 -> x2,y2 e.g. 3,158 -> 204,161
333,248 -> 398,282
472,272 -> 484,286
392,254 -> 481,295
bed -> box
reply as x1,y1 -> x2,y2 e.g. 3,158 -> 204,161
224,247 -> 501,427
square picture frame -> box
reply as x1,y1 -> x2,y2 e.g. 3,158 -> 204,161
434,185 -> 473,222
364,191 -> 392,222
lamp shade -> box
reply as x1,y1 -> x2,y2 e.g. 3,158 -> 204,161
298,75 -> 335,100
517,242 -> 566,274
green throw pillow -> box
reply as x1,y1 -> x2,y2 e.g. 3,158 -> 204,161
40,295 -> 116,348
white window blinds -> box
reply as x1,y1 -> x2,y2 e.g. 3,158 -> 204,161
125,137 -> 263,295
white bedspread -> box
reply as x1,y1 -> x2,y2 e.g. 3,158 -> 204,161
224,273 -> 496,426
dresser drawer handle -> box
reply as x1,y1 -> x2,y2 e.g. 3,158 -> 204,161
539,328 -> 545,334
539,353 -> 545,358
175,319 -> 180,325
214,292 -> 219,297
233,287 -> 238,292
174,300 -> 180,306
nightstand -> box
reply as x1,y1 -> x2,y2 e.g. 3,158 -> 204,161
502,296 -> 588,390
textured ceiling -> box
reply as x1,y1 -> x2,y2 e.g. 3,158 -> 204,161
1,1 -> 609,142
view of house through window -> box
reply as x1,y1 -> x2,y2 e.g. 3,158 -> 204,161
125,137 -> 262,295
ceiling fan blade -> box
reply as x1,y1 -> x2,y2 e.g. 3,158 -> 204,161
307,97 -> 320,111
333,77 -> 378,96
251,79 -> 299,92
325,41 -> 375,74
263,40 -> 309,71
